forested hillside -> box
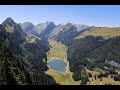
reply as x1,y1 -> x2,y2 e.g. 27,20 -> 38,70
0,18 -> 58,85
67,27 -> 120,84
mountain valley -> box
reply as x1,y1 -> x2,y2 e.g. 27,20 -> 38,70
1,17 -> 120,85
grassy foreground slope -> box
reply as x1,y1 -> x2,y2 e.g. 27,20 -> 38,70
47,39 -> 67,60
76,27 -> 120,39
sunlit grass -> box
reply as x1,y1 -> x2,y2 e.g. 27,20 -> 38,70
86,68 -> 120,85
47,39 -> 67,60
4,25 -> 13,33
46,39 -> 79,85
76,27 -> 120,39
45,69 -> 80,85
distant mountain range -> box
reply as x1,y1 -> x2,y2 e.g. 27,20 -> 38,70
20,21 -> 89,40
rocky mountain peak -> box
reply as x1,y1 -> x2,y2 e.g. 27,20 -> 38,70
2,17 -> 15,25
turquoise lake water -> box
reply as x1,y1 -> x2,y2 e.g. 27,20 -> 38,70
47,59 -> 67,73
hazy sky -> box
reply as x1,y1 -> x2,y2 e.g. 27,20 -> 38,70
0,5 -> 120,27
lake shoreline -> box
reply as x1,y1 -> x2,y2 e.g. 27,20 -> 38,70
47,58 -> 69,76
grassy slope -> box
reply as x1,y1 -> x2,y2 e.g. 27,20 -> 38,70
76,27 -> 120,39
47,39 -> 67,60
86,68 -> 120,85
46,39 -> 80,85
45,69 -> 80,85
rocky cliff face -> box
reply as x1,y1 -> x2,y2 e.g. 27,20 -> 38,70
20,22 -> 38,35
36,21 -> 56,39
105,60 -> 120,68
21,21 -> 89,41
